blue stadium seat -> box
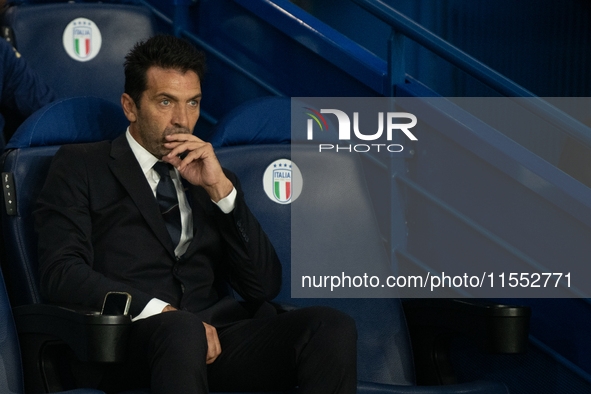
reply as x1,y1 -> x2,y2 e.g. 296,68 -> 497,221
1,97 -> 133,392
1,1 -> 156,104
208,96 -> 337,147
208,97 -> 292,147
3,97 -> 128,307
210,96 -> 511,393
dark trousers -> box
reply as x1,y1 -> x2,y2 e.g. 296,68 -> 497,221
100,306 -> 357,394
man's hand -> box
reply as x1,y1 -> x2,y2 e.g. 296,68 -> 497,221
203,322 -> 221,364
162,134 -> 233,202
161,306 -> 221,364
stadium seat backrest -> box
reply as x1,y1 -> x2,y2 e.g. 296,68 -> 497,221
2,2 -> 156,104
208,96 -> 338,147
215,144 -> 415,386
1,97 -> 128,306
208,97 -> 292,147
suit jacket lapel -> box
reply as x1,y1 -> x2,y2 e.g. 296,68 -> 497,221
108,134 -> 176,258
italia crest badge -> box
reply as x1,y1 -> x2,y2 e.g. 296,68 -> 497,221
62,18 -> 102,62
263,159 -> 303,204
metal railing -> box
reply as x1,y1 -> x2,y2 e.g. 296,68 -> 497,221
142,0 -> 591,151
352,0 -> 591,148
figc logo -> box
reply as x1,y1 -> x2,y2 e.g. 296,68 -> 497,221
62,18 -> 102,62
262,159 -> 303,204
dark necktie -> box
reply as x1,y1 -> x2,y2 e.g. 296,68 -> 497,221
153,161 -> 182,247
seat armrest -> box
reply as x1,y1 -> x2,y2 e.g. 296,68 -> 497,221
402,299 -> 530,385
403,299 -> 531,353
13,303 -> 132,363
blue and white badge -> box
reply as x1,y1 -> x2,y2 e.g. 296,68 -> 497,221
263,159 -> 303,204
62,18 -> 102,62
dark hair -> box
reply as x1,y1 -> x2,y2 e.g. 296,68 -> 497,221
124,35 -> 206,108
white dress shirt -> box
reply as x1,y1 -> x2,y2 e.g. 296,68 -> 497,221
125,128 -> 236,320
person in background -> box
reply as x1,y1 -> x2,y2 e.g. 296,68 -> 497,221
0,0 -> 56,144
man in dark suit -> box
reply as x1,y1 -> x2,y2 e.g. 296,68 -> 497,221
35,35 -> 356,393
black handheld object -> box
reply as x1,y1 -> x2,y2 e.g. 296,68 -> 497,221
101,292 -> 132,316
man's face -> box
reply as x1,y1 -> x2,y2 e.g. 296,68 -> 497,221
124,66 -> 202,158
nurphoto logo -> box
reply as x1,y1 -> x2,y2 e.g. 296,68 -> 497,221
305,108 -> 418,153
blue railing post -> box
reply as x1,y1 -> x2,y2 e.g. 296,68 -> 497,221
390,156 -> 406,274
389,98 -> 409,274
173,0 -> 193,37
387,29 -> 405,96
386,25 -> 407,273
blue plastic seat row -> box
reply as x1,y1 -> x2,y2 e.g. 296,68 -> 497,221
0,96 -> 510,393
